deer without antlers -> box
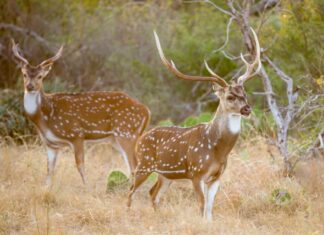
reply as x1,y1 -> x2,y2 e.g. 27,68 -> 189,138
127,28 -> 261,221
12,41 -> 150,187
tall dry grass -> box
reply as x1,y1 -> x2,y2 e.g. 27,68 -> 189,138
0,137 -> 323,235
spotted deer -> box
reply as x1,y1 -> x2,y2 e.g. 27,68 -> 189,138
127,28 -> 261,221
12,41 -> 150,186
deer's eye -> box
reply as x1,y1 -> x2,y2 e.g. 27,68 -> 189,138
37,75 -> 42,80
227,96 -> 235,101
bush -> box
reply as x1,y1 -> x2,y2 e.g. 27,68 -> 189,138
180,112 -> 213,127
106,170 -> 129,192
0,89 -> 35,140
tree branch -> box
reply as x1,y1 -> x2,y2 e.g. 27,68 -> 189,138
212,16 -> 235,54
184,0 -> 234,16
0,23 -> 54,52
250,0 -> 280,16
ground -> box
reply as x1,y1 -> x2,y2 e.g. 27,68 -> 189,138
0,137 -> 323,235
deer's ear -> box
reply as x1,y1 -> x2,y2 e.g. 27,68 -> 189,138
40,61 -> 53,71
39,63 -> 53,77
213,83 -> 225,97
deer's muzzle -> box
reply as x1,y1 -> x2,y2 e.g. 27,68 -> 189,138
26,83 -> 35,92
240,105 -> 251,116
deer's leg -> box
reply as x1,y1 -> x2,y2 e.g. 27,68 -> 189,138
45,146 -> 59,187
205,180 -> 220,221
192,179 -> 206,217
115,137 -> 137,175
150,175 -> 171,209
127,171 -> 150,208
73,139 -> 86,184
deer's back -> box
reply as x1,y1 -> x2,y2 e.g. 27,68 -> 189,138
38,91 -> 149,141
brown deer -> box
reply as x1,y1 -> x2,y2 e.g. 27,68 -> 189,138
127,28 -> 261,221
12,41 -> 150,187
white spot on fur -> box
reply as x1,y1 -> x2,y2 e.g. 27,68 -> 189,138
24,92 -> 41,115
155,169 -> 186,174
228,114 -> 241,134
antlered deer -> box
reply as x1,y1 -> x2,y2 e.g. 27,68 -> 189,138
127,28 -> 261,221
12,41 -> 150,186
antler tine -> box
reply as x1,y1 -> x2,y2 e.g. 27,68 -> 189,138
237,27 -> 261,84
11,39 -> 29,65
154,31 -> 228,87
204,60 -> 229,86
39,45 -> 64,67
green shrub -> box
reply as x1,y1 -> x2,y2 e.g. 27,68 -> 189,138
106,170 -> 129,192
0,89 -> 36,141
157,119 -> 174,127
271,189 -> 292,206
180,112 -> 213,127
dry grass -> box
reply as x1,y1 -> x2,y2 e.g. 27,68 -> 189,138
0,137 -> 323,235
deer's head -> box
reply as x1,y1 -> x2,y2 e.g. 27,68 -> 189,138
154,28 -> 261,117
12,41 -> 63,93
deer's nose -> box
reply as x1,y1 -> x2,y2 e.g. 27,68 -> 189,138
26,83 -> 34,91
240,105 -> 251,116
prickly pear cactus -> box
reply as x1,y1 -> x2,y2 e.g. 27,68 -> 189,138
106,170 -> 129,192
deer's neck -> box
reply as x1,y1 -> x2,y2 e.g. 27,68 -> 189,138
24,90 -> 52,119
208,105 -> 241,142
24,91 -> 42,116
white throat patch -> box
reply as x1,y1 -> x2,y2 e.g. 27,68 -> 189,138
24,92 -> 41,115
228,114 -> 241,134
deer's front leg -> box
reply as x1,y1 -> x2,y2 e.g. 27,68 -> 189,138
205,180 -> 220,221
45,147 -> 59,187
73,139 -> 86,184
192,178 -> 206,217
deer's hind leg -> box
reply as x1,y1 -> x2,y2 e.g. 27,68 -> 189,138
73,139 -> 86,184
150,175 -> 171,209
115,137 -> 137,175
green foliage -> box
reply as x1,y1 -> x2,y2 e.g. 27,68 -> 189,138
106,170 -> 129,192
0,89 -> 35,140
271,189 -> 292,206
251,108 -> 276,136
0,0 -> 323,143
158,119 -> 174,127
180,112 -> 213,127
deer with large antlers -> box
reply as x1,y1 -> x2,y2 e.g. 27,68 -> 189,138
12,41 -> 150,187
127,28 -> 261,221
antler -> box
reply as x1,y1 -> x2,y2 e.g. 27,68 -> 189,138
11,39 -> 29,65
39,45 -> 64,67
237,28 -> 262,85
154,31 -> 228,88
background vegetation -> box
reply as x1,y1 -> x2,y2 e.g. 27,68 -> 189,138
0,0 -> 323,135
